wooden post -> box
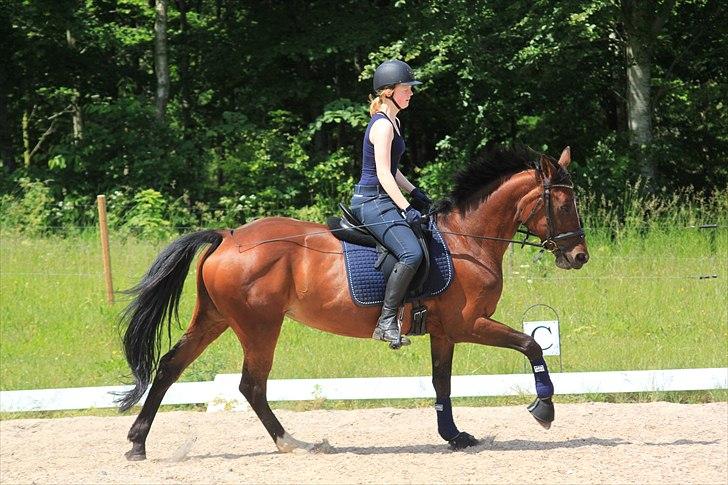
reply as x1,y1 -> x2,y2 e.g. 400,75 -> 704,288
97,195 -> 114,305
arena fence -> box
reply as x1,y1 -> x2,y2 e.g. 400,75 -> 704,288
1,368 -> 726,413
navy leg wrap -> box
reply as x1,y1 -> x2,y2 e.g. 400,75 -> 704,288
435,398 -> 460,441
529,357 -> 554,398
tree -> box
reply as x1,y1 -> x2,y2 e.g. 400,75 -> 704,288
620,0 -> 675,180
154,0 -> 170,121
1,0 -> 725,224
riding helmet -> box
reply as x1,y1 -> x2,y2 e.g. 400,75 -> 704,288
373,60 -> 422,91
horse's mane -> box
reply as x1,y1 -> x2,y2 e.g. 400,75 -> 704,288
433,145 -> 571,213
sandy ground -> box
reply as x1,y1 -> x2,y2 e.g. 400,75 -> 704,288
1,402 -> 726,484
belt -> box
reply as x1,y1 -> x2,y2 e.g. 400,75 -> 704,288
354,184 -> 386,196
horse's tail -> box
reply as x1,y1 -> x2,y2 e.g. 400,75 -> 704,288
116,230 -> 224,412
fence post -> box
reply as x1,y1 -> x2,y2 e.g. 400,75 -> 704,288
96,195 -> 114,305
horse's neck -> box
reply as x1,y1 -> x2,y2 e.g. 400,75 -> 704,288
440,171 -> 537,262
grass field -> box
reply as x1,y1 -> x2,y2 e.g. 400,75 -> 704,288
2,214 -> 726,399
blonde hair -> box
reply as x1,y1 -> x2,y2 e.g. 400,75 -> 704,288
368,87 -> 395,116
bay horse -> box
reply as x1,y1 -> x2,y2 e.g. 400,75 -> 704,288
118,146 -> 589,459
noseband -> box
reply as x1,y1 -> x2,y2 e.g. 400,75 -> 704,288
519,170 -> 585,254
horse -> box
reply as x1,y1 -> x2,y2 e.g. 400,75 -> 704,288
117,145 -> 589,460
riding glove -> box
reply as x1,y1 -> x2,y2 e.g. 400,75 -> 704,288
404,206 -> 422,226
410,187 -> 432,212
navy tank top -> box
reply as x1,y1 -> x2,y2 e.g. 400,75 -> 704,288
358,112 -> 405,186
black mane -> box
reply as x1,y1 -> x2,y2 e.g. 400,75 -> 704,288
433,145 -> 570,213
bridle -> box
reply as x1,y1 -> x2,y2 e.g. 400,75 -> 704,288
517,166 -> 585,254
433,164 -> 585,254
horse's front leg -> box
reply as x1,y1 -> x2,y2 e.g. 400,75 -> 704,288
430,334 -> 480,449
465,316 -> 555,428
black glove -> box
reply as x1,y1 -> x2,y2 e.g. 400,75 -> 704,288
410,187 -> 432,212
404,206 -> 422,226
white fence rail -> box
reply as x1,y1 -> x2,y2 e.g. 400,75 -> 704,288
1,368 -> 726,413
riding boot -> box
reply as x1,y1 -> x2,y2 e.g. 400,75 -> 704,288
372,262 -> 417,348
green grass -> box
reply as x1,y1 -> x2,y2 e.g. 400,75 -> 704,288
1,220 -> 726,397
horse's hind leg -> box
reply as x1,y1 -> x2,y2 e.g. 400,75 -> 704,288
125,303 -> 228,460
231,315 -> 314,453
430,335 -> 479,450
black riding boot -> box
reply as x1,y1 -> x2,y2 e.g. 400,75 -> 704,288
372,262 -> 417,348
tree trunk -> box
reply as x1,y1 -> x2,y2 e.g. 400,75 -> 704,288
623,8 -> 655,179
0,92 -> 13,171
66,29 -> 83,141
71,91 -> 83,142
154,0 -> 170,121
22,108 -> 31,167
177,0 -> 192,135
625,36 -> 652,143
621,0 -> 674,181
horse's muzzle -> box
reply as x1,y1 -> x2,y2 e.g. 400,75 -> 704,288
558,246 -> 589,270
554,244 -> 589,270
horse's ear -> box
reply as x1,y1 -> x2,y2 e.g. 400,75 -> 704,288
557,146 -> 571,168
540,155 -> 555,179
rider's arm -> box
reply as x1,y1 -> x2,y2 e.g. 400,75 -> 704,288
370,120 -> 410,210
394,169 -> 415,194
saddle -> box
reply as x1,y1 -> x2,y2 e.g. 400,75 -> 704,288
327,203 -> 445,336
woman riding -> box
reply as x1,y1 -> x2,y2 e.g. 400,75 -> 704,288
350,59 -> 432,348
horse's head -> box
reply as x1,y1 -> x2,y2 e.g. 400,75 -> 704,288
518,147 -> 589,270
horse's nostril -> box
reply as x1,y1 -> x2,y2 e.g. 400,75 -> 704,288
575,252 -> 589,264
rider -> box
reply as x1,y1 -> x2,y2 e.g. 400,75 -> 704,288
350,59 -> 432,347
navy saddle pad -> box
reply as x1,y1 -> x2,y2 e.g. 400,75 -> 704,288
341,220 -> 454,306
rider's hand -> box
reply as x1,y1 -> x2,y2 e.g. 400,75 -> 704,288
404,206 -> 422,226
410,187 -> 432,212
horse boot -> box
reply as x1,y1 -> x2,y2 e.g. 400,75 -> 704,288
372,261 -> 417,349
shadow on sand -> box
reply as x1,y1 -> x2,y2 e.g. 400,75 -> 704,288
185,434 -> 716,460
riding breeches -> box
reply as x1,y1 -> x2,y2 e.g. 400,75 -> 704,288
350,186 -> 424,269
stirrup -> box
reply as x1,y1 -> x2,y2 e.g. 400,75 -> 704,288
372,326 -> 411,349
388,335 -> 411,350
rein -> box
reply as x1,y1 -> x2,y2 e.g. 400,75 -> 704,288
433,226 -> 545,249
232,166 -> 585,254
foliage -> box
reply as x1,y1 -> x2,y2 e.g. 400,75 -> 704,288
50,96 -> 196,198
0,178 -> 54,235
1,0 -> 726,232
120,188 -> 174,240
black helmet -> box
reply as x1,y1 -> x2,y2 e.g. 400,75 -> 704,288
373,60 -> 422,91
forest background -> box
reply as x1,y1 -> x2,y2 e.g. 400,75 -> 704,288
1,0 -> 726,233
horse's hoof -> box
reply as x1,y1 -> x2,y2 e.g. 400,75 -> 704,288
125,443 -> 147,461
527,397 -> 554,429
125,450 -> 146,461
449,432 -> 479,450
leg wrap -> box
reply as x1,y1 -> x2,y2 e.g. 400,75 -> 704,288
529,357 -> 554,398
435,397 -> 460,441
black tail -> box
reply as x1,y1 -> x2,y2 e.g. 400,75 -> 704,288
116,230 -> 223,412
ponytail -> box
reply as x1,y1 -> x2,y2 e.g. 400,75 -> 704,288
368,87 -> 394,116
